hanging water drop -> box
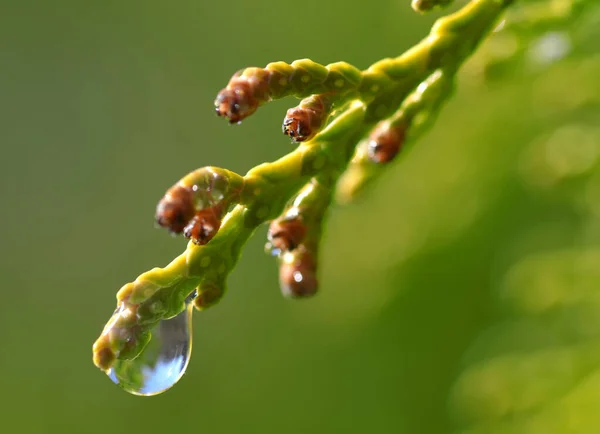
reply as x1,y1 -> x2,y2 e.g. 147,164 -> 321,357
107,292 -> 196,396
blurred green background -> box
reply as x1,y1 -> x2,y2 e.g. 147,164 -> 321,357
2,0 -> 600,433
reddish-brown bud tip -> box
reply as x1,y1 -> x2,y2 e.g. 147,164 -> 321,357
214,71 -> 271,123
183,208 -> 222,245
214,85 -> 255,124
268,217 -> 306,252
193,282 -> 223,310
282,96 -> 330,142
367,123 -> 407,164
282,108 -> 315,142
279,251 -> 318,298
93,340 -> 115,371
155,186 -> 195,234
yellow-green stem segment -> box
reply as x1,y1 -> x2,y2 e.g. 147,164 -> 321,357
93,0 -> 515,372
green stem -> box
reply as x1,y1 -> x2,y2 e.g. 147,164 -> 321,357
93,0 -> 516,372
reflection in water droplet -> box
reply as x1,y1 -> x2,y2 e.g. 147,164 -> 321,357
107,292 -> 196,396
264,242 -> 282,257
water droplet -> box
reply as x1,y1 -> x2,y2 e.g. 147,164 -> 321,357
107,292 -> 196,396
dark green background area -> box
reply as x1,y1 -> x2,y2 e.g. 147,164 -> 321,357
2,1 -> 600,433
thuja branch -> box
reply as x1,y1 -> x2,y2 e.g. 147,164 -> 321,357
93,0 -> 514,380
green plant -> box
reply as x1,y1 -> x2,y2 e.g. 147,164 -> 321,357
92,0 -> 518,395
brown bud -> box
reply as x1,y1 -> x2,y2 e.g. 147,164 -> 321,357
93,339 -> 115,371
279,249 -> 318,298
182,208 -> 222,245
155,185 -> 195,234
367,123 -> 407,164
214,70 -> 271,124
193,282 -> 224,310
282,95 -> 330,142
268,217 -> 306,252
